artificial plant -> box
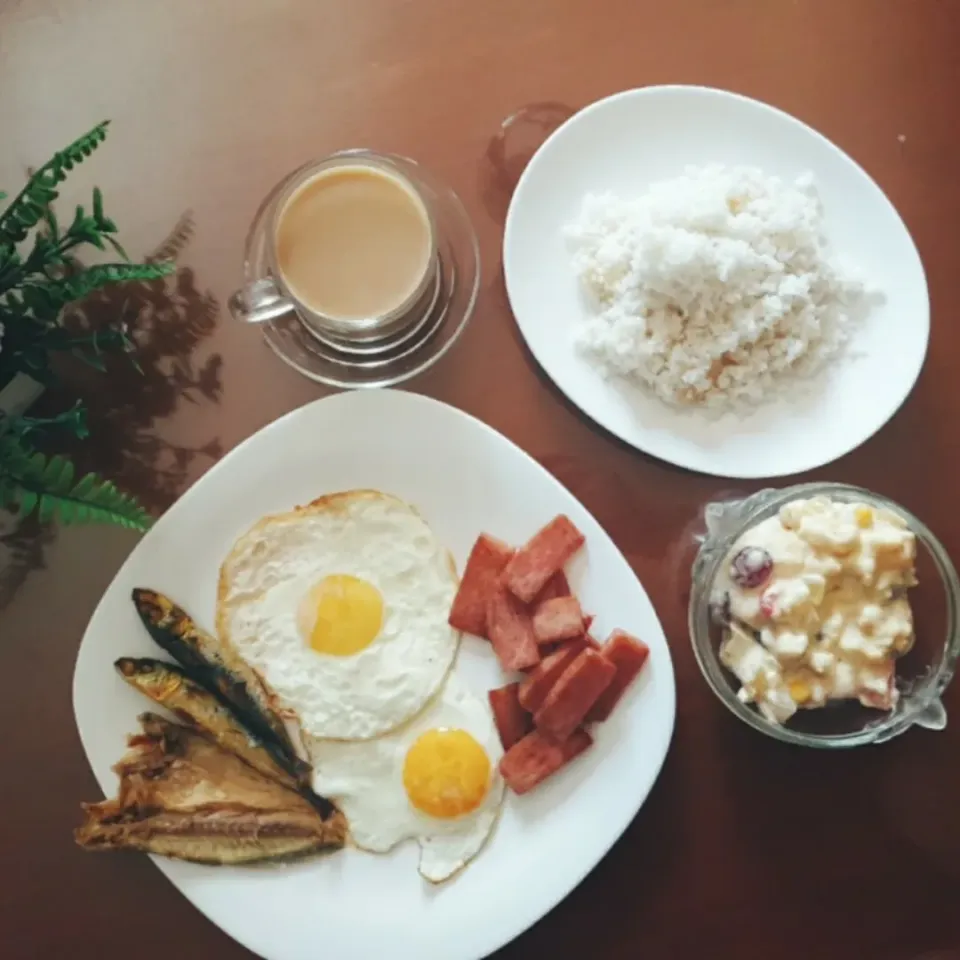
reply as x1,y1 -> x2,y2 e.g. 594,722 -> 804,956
0,121 -> 173,531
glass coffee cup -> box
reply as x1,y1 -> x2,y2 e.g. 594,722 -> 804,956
229,150 -> 440,349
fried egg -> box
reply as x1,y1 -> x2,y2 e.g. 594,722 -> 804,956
217,491 -> 460,740
310,674 -> 505,882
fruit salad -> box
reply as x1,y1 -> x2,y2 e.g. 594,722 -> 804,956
712,496 -> 917,725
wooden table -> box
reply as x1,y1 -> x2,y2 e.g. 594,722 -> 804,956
2,1 -> 959,957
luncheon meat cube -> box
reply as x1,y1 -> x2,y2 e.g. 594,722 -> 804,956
585,630 -> 650,723
533,596 -> 585,644
538,631 -> 600,659
535,649 -> 615,742
502,516 -> 585,603
488,683 -> 532,750
486,584 -> 541,672
518,638 -> 589,712
499,728 -> 593,795
448,534 -> 514,637
535,569 -> 571,603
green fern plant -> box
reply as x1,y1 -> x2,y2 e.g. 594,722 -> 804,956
0,121 -> 175,533
0,436 -> 152,530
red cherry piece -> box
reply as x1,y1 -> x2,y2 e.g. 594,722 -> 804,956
759,590 -> 777,618
729,547 -> 774,589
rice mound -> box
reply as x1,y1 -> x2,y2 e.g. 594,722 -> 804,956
565,164 -> 874,409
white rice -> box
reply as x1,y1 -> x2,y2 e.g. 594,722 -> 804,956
565,165 -> 875,409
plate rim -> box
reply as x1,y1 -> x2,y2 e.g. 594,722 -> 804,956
71,387 -> 677,960
502,83 -> 930,479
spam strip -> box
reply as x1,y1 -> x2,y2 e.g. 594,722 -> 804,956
449,515 -> 650,797
491,631 -> 648,794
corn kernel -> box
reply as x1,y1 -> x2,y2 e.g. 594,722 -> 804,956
855,506 -> 874,529
894,634 -> 913,653
789,680 -> 811,704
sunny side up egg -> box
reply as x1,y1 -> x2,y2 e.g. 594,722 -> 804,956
216,491 -> 461,740
310,674 -> 505,883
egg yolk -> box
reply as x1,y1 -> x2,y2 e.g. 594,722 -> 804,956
402,728 -> 491,819
298,574 -> 383,656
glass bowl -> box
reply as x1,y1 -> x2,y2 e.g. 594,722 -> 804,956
688,482 -> 960,748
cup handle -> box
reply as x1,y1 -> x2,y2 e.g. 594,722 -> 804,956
228,278 -> 296,324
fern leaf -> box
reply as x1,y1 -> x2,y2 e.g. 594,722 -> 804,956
103,234 -> 130,261
70,473 -> 97,498
0,436 -> 153,531
37,495 -> 58,524
44,205 -> 60,243
0,121 -> 110,246
92,187 -> 105,227
23,260 -> 174,315
16,488 -> 38,519
9,401 -> 88,441
41,454 -> 71,487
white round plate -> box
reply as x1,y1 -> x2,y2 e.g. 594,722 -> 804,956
73,389 -> 675,960
503,86 -> 929,479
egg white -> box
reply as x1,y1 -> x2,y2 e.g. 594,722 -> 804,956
217,491 -> 460,740
309,674 -> 505,883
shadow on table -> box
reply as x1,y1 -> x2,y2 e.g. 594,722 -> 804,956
0,212 -> 223,610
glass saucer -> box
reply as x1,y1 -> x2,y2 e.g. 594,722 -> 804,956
240,152 -> 480,388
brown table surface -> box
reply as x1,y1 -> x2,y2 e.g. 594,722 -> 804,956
2,1 -> 959,957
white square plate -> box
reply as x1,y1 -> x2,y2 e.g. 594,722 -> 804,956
73,389 -> 676,960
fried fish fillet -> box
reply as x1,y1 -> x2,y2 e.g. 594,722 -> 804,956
131,588 -> 307,779
115,657 -> 301,792
76,714 -> 346,865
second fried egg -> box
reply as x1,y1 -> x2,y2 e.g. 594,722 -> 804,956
309,674 -> 505,882
217,490 -> 460,740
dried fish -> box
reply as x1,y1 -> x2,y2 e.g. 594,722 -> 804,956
75,714 -> 346,865
131,588 -> 306,777
115,657 -> 301,791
